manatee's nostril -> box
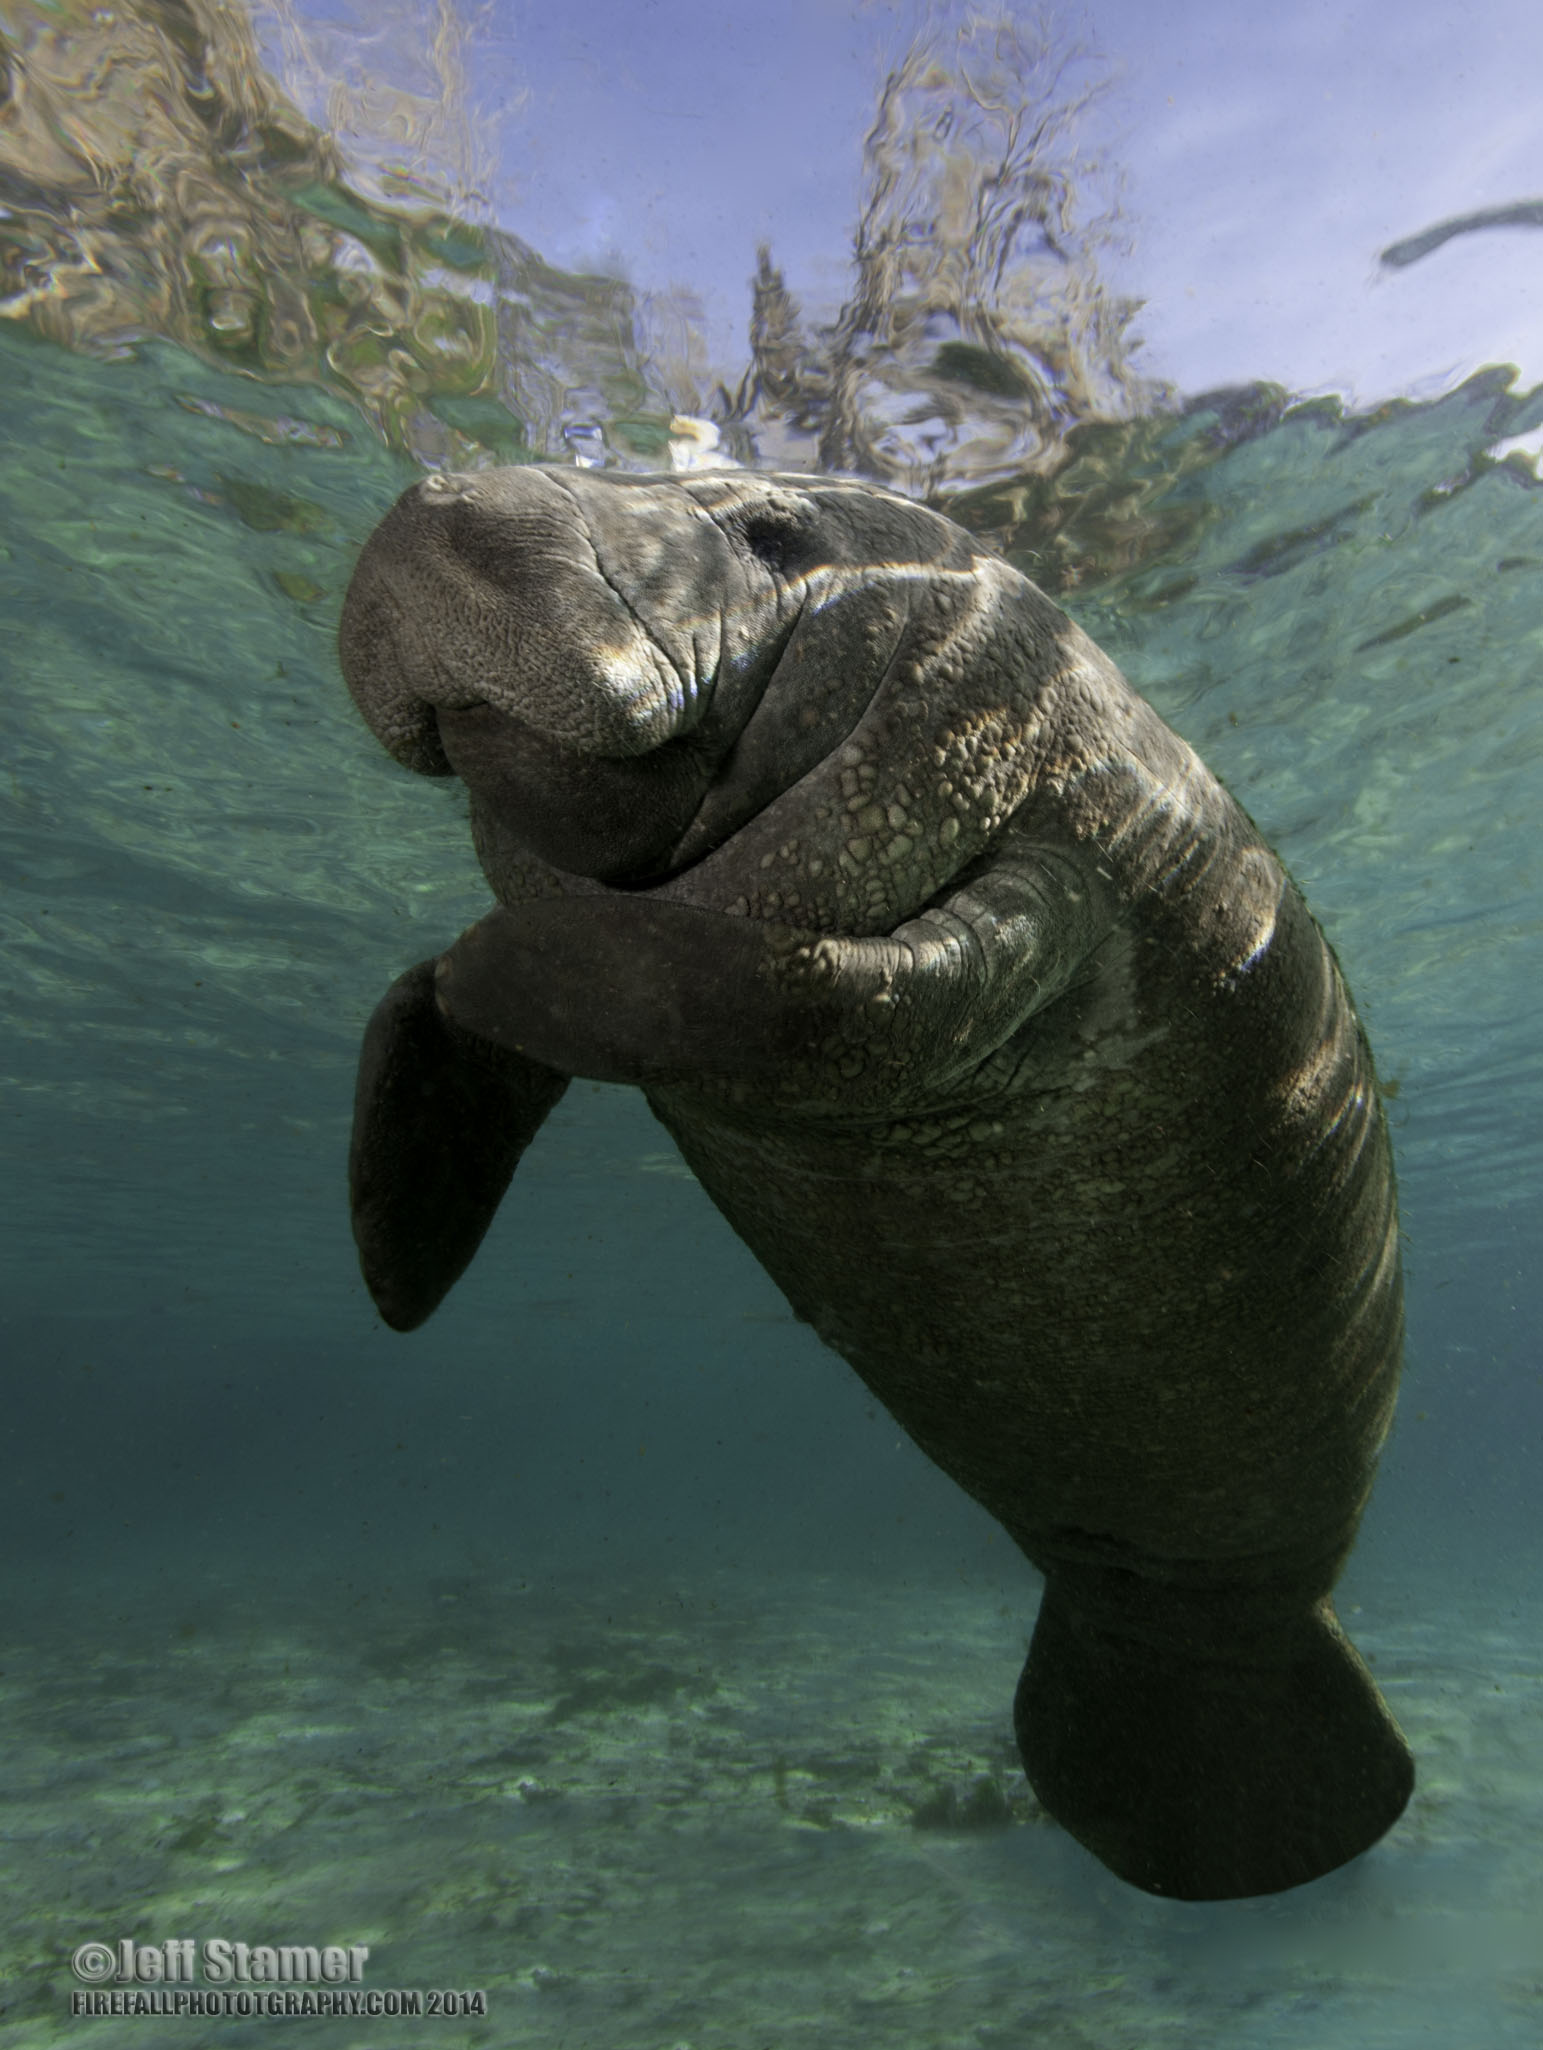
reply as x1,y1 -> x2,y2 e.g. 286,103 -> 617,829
420,472 -> 473,502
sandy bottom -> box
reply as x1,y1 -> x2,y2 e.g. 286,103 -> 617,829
1,1566 -> 1538,2048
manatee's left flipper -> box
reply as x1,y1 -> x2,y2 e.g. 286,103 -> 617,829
434,844 -> 1111,1105
350,958 -> 569,1331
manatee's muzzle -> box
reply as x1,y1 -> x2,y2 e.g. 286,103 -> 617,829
339,463 -> 922,886
342,469 -> 710,764
339,468 -> 740,878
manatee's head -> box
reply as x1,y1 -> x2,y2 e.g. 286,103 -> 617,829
339,465 -> 976,885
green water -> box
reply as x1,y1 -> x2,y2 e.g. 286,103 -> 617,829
3,123 -> 1543,2050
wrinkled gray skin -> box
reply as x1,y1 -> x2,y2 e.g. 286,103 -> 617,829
339,464 -> 1412,1901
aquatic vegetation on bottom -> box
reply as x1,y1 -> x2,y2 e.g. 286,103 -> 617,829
0,1570 -> 1535,2047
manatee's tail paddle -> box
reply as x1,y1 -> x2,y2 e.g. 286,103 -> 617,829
1014,1572 -> 1414,1900
349,957 -> 569,1331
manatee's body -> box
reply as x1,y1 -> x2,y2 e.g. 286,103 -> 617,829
339,464 -> 1412,1900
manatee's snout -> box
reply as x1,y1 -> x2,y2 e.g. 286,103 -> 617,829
339,463 -> 962,887
340,466 -> 712,770
340,465 -> 756,881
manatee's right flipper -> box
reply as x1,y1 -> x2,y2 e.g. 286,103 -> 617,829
433,844 -> 1112,1107
350,958 -> 569,1331
1014,1574 -> 1414,1900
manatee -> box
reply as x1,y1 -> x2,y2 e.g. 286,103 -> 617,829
338,463 -> 1413,1900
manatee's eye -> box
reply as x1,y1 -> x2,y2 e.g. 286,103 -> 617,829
730,506 -> 816,576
